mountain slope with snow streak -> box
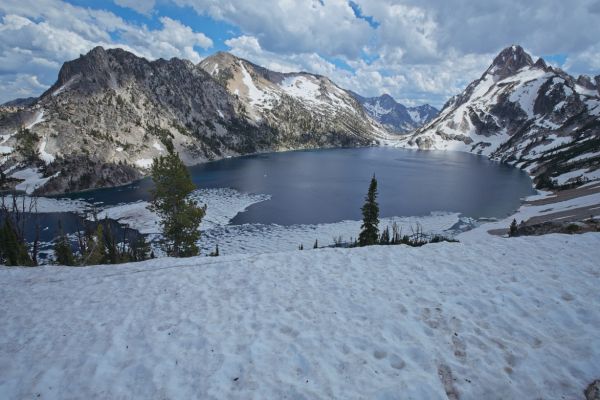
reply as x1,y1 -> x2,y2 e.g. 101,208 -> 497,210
199,52 -> 389,143
402,45 -> 600,187
1,233 -> 599,399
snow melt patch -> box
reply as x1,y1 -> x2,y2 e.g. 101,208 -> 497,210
569,150 -> 600,163
407,109 -> 422,123
25,109 -> 45,130
0,145 -> 13,154
279,75 -> 322,103
1,233 -> 599,399
364,101 -> 392,118
509,77 -> 546,118
135,158 -> 153,169
10,168 -> 56,194
38,139 -> 55,164
152,141 -> 164,152
574,84 -> 599,97
240,61 -> 274,109
554,168 -> 600,185
51,76 -> 76,97
98,188 -> 271,235
0,196 -> 88,213
200,212 -> 459,256
460,189 -> 600,240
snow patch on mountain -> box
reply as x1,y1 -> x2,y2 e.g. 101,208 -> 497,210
240,61 -> 275,111
363,101 -> 392,118
10,168 -> 58,194
135,159 -> 153,169
38,139 -> 55,164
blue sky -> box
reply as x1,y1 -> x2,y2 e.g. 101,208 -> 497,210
0,0 -> 599,106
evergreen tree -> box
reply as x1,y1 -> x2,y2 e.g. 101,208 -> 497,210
299,244 -> 304,250
380,226 -> 390,245
54,221 -> 75,266
358,175 -> 380,247
509,218 -> 518,237
0,219 -> 32,266
313,239 -> 318,249
149,151 -> 205,257
104,220 -> 120,264
129,235 -> 151,262
84,224 -> 106,265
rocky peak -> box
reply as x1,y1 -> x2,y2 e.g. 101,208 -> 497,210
376,94 -> 398,108
577,75 -> 597,90
487,45 -> 534,79
42,46 -> 143,97
534,57 -> 548,70
201,51 -> 239,70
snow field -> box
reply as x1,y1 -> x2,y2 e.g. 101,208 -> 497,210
98,187 -> 459,256
98,188 -> 271,234
1,233 -> 599,399
459,188 -> 600,240
199,212 -> 460,256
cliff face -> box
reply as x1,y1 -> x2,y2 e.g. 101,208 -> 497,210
0,47 -> 387,194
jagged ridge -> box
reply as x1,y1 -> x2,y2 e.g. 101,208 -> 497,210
403,45 -> 600,187
0,47 -> 387,194
350,92 -> 438,133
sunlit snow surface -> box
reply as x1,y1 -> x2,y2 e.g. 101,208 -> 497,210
94,188 -> 460,256
1,233 -> 599,399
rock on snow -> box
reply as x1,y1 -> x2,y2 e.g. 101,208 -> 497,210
1,233 -> 599,399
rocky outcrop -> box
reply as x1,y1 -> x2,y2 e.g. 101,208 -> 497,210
403,45 -> 600,187
0,47 -> 388,194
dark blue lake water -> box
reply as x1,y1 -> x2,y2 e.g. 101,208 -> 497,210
65,147 -> 535,226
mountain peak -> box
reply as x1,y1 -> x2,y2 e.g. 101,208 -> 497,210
488,45 -> 534,78
377,94 -> 398,108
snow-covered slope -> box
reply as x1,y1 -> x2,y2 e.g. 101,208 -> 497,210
199,52 -> 389,142
402,45 -> 600,187
351,92 -> 439,133
1,234 -> 599,399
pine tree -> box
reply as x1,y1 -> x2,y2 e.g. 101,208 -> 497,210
104,220 -> 120,264
358,175 -> 380,247
509,218 -> 518,237
0,219 -> 32,266
380,226 -> 390,245
54,221 -> 75,266
84,224 -> 106,265
149,151 -> 206,257
313,239 -> 318,249
299,244 -> 304,250
129,235 -> 151,262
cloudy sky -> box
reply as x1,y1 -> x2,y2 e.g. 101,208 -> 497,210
1,0 -> 599,106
